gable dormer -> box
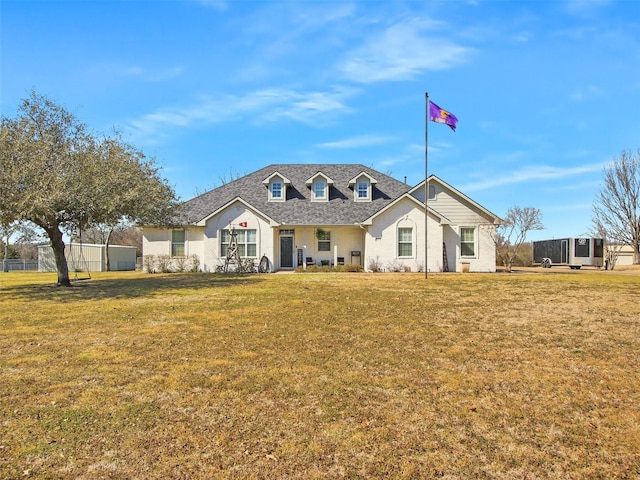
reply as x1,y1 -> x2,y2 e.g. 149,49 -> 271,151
305,172 -> 334,202
348,172 -> 377,202
262,172 -> 291,202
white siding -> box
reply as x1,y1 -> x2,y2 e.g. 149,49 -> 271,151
106,245 -> 138,271
38,244 -> 136,272
202,202 -> 274,272
143,203 -> 275,272
365,197 -> 441,272
366,188 -> 498,272
429,185 -> 491,225
142,228 -> 170,257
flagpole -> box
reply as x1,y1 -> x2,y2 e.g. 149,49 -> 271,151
425,92 -> 429,280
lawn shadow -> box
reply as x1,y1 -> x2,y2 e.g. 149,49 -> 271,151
1,272 -> 267,303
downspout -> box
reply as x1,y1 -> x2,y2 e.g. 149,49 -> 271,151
357,223 -> 367,269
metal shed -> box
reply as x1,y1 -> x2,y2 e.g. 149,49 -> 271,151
38,243 -> 137,272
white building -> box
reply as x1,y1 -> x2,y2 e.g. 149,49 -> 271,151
38,243 -> 137,272
142,164 -> 502,273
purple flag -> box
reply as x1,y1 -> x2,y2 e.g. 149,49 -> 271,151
429,101 -> 458,131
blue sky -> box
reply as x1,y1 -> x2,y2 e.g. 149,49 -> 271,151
2,0 -> 639,241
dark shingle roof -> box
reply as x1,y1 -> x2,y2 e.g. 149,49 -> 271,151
178,164 -> 412,226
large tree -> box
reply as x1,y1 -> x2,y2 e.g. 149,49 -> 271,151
592,149 -> 640,265
0,91 -> 178,286
494,206 -> 544,272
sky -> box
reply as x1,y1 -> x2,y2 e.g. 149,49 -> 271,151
2,0 -> 640,241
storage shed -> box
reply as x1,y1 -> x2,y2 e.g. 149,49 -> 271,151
38,243 -> 137,272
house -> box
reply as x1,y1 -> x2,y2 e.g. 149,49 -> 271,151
142,164 -> 502,273
38,243 -> 137,272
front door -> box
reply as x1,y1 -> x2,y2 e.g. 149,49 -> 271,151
280,236 -> 294,269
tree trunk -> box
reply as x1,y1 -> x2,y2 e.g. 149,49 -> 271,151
105,227 -> 113,272
3,234 -> 8,272
47,225 -> 71,287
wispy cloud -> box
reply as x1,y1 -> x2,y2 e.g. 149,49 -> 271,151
460,163 -> 604,192
317,134 -> 395,149
87,63 -> 184,82
232,3 -> 358,84
565,0 -> 613,17
569,85 -> 603,102
126,87 -> 358,143
193,0 -> 228,11
337,18 -> 471,83
260,87 -> 358,124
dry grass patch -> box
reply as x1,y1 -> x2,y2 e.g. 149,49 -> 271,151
1,271 -> 639,478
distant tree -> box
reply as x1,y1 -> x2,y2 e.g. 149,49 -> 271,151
0,91 -> 178,286
590,222 -> 623,270
0,222 -> 44,266
510,241 -> 534,267
13,223 -> 44,261
592,149 -> 640,264
1,222 -> 18,271
494,207 -> 544,272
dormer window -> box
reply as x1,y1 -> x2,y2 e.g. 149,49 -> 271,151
349,172 -> 377,202
356,181 -> 368,199
262,172 -> 290,202
306,172 -> 333,202
271,181 -> 283,199
313,180 -> 327,200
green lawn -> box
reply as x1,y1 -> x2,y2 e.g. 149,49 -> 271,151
1,271 -> 639,479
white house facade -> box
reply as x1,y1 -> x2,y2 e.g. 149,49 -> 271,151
142,164 -> 502,273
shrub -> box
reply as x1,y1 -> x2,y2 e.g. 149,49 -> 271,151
143,255 -> 156,273
174,256 -> 188,273
344,263 -> 363,272
368,256 -> 383,272
156,255 -> 172,273
386,260 -> 403,272
189,254 -> 201,272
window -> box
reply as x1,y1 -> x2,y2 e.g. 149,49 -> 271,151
171,230 -> 185,256
317,230 -> 331,251
428,184 -> 436,200
461,227 -> 475,257
574,238 -> 590,257
271,181 -> 282,199
221,229 -> 257,257
313,180 -> 326,200
264,173 -> 290,202
357,181 -> 368,199
398,227 -> 413,257
349,172 -> 376,202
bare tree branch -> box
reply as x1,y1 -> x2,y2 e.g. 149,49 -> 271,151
493,206 -> 544,272
592,149 -> 640,264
